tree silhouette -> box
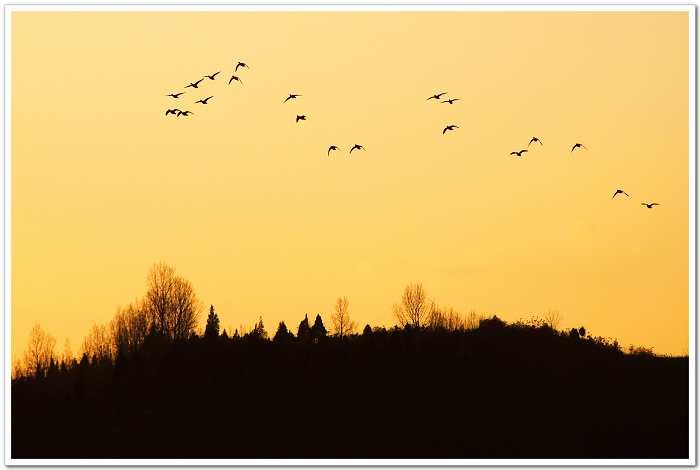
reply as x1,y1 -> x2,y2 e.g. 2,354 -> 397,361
392,283 -> 435,328
310,314 -> 327,343
331,296 -> 357,339
297,314 -> 311,343
144,261 -> 202,341
110,299 -> 149,358
81,323 -> 113,364
25,323 -> 57,378
250,317 -> 268,340
204,305 -> 220,339
273,321 -> 295,343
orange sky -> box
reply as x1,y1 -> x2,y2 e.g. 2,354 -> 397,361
9,7 -> 693,361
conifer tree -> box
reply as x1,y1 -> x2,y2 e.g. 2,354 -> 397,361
204,305 -> 220,339
251,316 -> 269,340
273,321 -> 295,343
297,314 -> 311,342
310,314 -> 327,343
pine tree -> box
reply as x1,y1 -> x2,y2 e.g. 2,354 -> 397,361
297,314 -> 311,343
310,314 -> 327,343
204,305 -> 220,339
251,316 -> 269,340
273,321 -> 295,343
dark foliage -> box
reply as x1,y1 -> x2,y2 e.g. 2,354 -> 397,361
204,305 -> 220,340
12,320 -> 688,459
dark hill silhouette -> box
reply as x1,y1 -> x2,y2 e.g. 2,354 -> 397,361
12,319 -> 688,459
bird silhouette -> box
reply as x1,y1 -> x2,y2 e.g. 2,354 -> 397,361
296,115 -> 307,122
177,110 -> 194,116
440,98 -> 460,104
529,137 -> 543,146
612,189 -> 629,199
571,143 -> 587,153
185,79 -> 204,89
284,94 -> 301,103
235,62 -> 249,72
510,149 -> 528,156
166,92 -> 185,98
641,203 -> 659,208
195,96 -> 213,104
203,71 -> 220,80
443,125 -> 459,134
328,146 -> 340,156
427,93 -> 448,100
228,75 -> 242,84
350,144 -> 365,153
165,108 -> 181,116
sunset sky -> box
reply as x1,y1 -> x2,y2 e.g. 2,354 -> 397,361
8,6 -> 693,362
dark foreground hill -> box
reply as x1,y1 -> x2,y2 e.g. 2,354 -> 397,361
12,320 -> 689,459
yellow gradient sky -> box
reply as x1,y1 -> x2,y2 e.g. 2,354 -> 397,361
9,8 -> 692,360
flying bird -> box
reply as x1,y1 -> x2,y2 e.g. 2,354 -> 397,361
229,75 -> 242,84
195,96 -> 213,104
510,149 -> 528,156
177,110 -> 194,116
350,144 -> 365,153
185,79 -> 204,89
443,125 -> 459,134
612,189 -> 629,199
441,98 -> 460,104
296,115 -> 307,122
283,94 -> 301,103
203,71 -> 220,80
235,62 -> 249,72
166,92 -> 185,98
328,145 -> 340,156
427,93 -> 448,100
528,137 -> 543,146
165,108 -> 181,116
641,203 -> 660,208
571,143 -> 587,153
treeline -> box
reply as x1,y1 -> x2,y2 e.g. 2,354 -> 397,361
11,263 -> 689,459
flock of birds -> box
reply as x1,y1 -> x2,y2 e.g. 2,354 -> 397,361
164,61 -> 367,157
164,61 -> 249,117
164,63 -> 660,210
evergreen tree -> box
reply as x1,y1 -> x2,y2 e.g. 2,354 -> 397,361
310,314 -> 327,343
204,305 -> 220,339
251,317 -> 269,340
363,324 -> 372,336
297,314 -> 311,342
273,321 -> 295,343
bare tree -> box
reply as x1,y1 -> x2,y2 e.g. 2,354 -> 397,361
392,283 -> 435,328
25,323 -> 57,378
331,296 -> 357,339
111,299 -> 149,357
61,338 -> 74,368
465,310 -> 485,330
170,275 -> 203,340
544,309 -> 563,330
144,262 -> 202,341
81,323 -> 113,363
430,305 -> 466,331
145,261 -> 176,337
